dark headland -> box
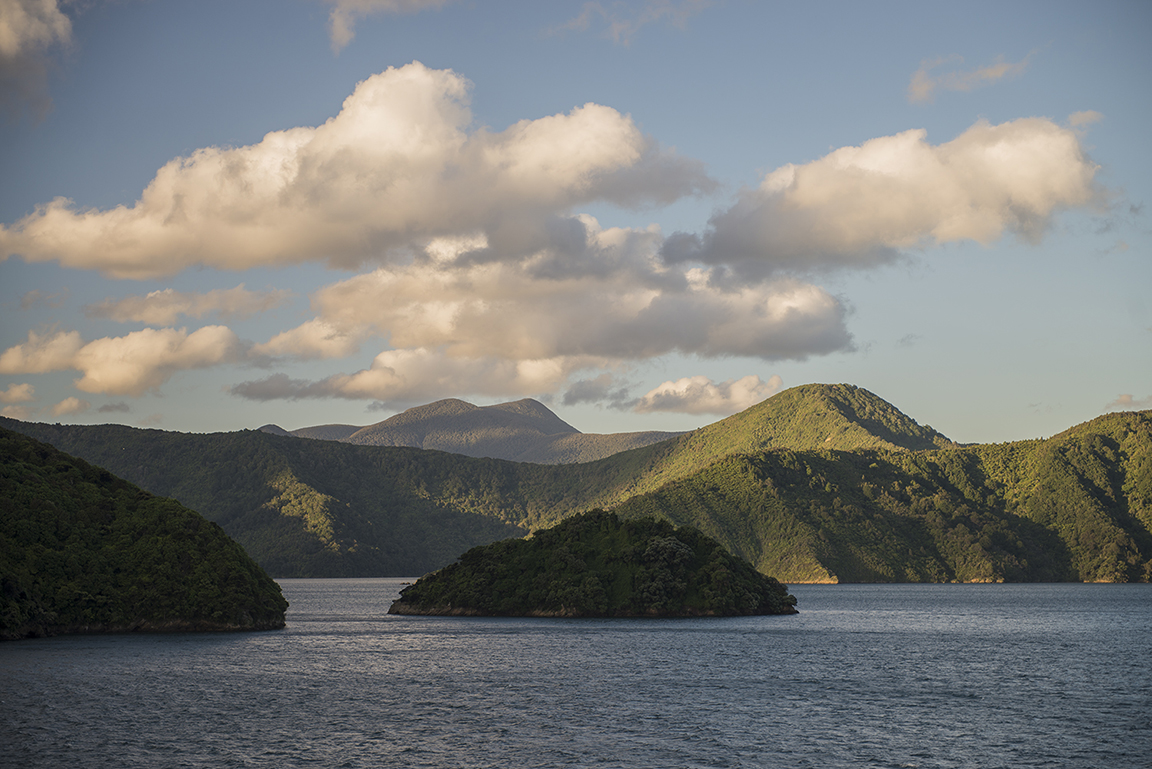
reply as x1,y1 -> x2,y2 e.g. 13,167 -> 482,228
388,510 -> 798,618
0,428 -> 288,641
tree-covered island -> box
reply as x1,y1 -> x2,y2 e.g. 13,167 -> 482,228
389,510 -> 798,617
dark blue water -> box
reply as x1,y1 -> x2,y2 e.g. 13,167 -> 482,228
2,581 -> 1149,768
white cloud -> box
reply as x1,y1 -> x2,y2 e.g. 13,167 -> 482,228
1,404 -> 32,420
0,0 -> 69,58
296,217 -> 851,363
0,328 -> 83,373
234,214 -> 852,405
1107,394 -> 1152,411
252,318 -> 366,360
320,0 -> 454,52
0,326 -> 245,396
554,1 -> 711,45
1069,110 -> 1103,129
632,374 -> 783,415
254,215 -> 847,368
665,117 -> 1101,277
908,54 -> 1029,104
85,285 -> 291,325
0,0 -> 72,118
0,382 -> 34,403
1,62 -> 711,279
72,326 -> 245,395
51,396 -> 89,416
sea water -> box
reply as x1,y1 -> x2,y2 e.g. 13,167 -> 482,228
1,581 -> 1149,768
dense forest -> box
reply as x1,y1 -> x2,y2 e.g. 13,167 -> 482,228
3,384 -> 1149,583
0,428 -> 288,640
389,510 -> 797,617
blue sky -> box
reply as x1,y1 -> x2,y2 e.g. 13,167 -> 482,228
1,0 -> 1149,444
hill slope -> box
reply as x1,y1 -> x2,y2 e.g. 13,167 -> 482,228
612,410 -> 1152,583
3,385 -> 1148,583
0,429 -> 288,640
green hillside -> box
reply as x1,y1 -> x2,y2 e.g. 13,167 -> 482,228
0,429 -> 288,640
2,385 -> 1148,583
612,411 -> 1152,583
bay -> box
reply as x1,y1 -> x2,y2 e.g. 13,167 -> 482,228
1,581 -> 1149,768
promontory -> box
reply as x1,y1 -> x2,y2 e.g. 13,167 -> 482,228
1,428 -> 288,640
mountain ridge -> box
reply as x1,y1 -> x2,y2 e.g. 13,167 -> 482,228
3,384 -> 1148,584
262,396 -> 680,464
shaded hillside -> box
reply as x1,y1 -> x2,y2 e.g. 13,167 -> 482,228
288,424 -> 361,441
266,397 -> 681,464
3,386 -> 1149,583
389,510 -> 797,617
0,420 -> 532,577
0,429 -> 288,640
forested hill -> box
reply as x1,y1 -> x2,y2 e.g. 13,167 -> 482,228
613,409 -> 1152,583
0,429 -> 288,640
2,384 -> 1149,583
265,397 -> 681,464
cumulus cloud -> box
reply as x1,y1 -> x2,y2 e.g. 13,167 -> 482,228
0,326 -> 245,395
1107,394 -> 1152,411
554,0 -> 712,45
251,318 -> 366,360
303,217 -> 850,361
1,404 -> 32,420
908,54 -> 1029,103
632,374 -> 783,415
320,0 -> 455,52
98,401 -> 130,413
0,0 -> 72,118
0,328 -> 82,373
231,213 -> 851,405
664,117 -> 1101,277
85,285 -> 291,325
0,382 -> 34,403
51,396 -> 89,416
1,62 -> 711,279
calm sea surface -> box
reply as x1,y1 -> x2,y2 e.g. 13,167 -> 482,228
2,581 -> 1149,768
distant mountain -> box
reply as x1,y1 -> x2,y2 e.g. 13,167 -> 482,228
263,397 -> 681,464
0,428 -> 287,640
4,384 -> 1149,584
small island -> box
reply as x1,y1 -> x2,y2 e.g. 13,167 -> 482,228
389,510 -> 798,617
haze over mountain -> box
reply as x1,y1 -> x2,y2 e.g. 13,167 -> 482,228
262,398 -> 681,464
4,384 -> 1149,584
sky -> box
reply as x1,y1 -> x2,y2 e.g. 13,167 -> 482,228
0,0 -> 1149,444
